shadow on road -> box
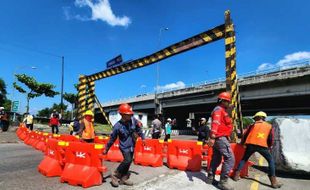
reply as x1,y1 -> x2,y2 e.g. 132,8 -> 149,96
253,165 -> 310,180
243,176 -> 272,188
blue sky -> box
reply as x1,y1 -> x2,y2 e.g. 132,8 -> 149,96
1,0 -> 309,114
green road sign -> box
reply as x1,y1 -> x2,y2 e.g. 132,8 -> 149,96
11,101 -> 19,112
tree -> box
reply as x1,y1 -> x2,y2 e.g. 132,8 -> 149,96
13,74 -> 59,113
0,78 -> 8,106
63,93 -> 77,119
37,103 -> 68,118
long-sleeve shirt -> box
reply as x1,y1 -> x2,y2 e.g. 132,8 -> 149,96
241,121 -> 274,148
210,105 -> 233,138
106,117 -> 145,153
165,123 -> 172,135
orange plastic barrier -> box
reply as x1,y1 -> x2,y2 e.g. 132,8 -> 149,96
134,138 -> 164,167
105,139 -> 123,162
167,140 -> 203,172
37,139 -> 67,177
60,142 -> 107,188
31,131 -> 43,148
94,135 -> 109,145
208,143 -> 253,177
34,132 -> 49,152
17,125 -> 28,140
58,134 -> 80,142
24,131 -> 36,145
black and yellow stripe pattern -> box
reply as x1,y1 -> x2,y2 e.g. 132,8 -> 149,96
77,75 -> 87,120
225,10 -> 243,139
85,24 -> 225,82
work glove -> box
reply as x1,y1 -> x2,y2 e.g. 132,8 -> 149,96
102,149 -> 108,155
207,139 -> 215,147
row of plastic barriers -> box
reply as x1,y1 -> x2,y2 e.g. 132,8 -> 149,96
16,124 -> 253,188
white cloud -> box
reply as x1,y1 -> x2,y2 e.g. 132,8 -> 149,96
66,0 -> 131,27
257,51 -> 310,71
257,63 -> 275,71
156,81 -> 186,91
276,51 -> 310,67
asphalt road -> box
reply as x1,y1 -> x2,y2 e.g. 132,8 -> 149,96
0,127 -> 309,190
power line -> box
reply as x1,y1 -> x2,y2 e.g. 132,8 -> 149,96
0,39 -> 62,58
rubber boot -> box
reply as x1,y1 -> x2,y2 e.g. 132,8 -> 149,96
120,173 -> 133,186
233,171 -> 241,181
268,176 -> 283,189
111,171 -> 121,187
218,177 -> 234,190
206,173 -> 215,184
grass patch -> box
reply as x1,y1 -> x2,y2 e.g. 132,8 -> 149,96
94,123 -> 112,133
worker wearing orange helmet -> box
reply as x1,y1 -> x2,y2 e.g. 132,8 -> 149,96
77,110 -> 95,143
103,103 -> 145,187
206,92 -> 235,190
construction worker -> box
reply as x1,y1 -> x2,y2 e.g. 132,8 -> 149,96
164,118 -> 172,141
206,92 -> 235,190
103,103 -> 145,187
0,107 -> 8,132
233,111 -> 282,188
49,113 -> 60,134
151,114 -> 162,139
197,117 -> 210,145
23,112 -> 34,131
77,110 -> 95,143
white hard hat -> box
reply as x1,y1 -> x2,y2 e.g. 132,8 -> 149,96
167,118 -> 172,122
0,107 -> 4,110
200,118 -> 206,122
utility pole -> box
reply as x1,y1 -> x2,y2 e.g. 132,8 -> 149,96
61,56 -> 64,118
155,27 -> 168,115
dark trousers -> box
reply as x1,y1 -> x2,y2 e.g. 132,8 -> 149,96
83,139 -> 94,143
152,132 -> 161,139
116,151 -> 133,175
26,124 -> 33,131
208,137 -> 235,178
237,144 -> 275,176
164,134 -> 171,141
51,125 -> 59,134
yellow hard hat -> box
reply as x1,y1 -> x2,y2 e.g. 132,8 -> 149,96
253,111 -> 267,118
84,110 -> 94,117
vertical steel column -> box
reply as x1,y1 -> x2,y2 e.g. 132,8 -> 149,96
87,81 -> 95,111
225,10 -> 243,140
77,75 -> 87,120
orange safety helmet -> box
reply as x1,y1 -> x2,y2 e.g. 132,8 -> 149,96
218,92 -> 231,102
118,103 -> 134,115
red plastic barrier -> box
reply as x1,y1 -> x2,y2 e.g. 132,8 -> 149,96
167,140 -> 203,172
17,125 -> 28,140
94,136 -> 109,145
105,139 -> 123,162
134,138 -> 164,167
34,132 -> 49,152
31,132 -> 43,148
60,142 -> 107,188
208,143 -> 253,177
24,131 -> 36,145
58,134 -> 80,142
37,139 -> 67,177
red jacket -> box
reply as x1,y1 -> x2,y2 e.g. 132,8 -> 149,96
210,105 -> 233,138
49,117 -> 59,126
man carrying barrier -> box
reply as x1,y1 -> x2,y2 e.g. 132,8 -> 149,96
103,103 -> 145,187
207,92 -> 235,190
233,111 -> 282,188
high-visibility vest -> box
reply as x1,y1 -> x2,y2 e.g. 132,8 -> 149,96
245,121 -> 272,148
82,119 -> 95,139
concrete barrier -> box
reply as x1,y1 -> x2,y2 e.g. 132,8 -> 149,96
272,118 -> 310,172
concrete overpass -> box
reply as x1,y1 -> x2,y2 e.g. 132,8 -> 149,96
97,64 -> 310,128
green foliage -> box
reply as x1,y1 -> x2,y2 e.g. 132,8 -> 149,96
37,103 -> 68,118
0,78 -> 12,111
63,93 -> 77,105
14,74 -> 59,112
242,117 -> 254,129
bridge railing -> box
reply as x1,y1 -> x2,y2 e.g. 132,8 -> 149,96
102,60 -> 310,106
